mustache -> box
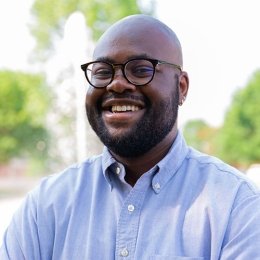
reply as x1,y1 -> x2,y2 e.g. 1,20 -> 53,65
101,92 -> 147,104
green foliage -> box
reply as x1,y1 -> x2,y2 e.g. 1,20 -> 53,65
218,70 -> 260,167
30,0 -> 154,55
183,119 -> 219,155
0,70 -> 50,163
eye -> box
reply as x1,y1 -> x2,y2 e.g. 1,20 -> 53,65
93,69 -> 112,79
131,65 -> 154,78
126,60 -> 154,78
91,63 -> 113,79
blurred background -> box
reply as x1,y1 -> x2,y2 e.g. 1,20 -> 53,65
1,0 -> 260,242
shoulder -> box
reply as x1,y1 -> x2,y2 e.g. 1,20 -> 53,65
178,147 -> 260,230
30,154 -> 104,203
46,154 -> 102,183
185,147 -> 259,198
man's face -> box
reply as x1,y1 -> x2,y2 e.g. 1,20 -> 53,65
85,22 -> 182,158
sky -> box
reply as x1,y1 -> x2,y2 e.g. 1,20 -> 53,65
1,0 -> 260,127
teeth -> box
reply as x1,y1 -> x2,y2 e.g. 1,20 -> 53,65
111,105 -> 140,112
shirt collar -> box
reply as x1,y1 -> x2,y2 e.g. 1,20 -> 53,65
101,131 -> 189,192
102,147 -> 117,187
152,131 -> 189,193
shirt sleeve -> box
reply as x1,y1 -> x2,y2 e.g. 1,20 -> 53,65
220,194 -> 260,259
0,193 -> 41,260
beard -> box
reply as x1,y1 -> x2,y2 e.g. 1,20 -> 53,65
86,84 -> 179,158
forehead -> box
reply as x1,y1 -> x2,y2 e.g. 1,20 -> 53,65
93,19 -> 179,62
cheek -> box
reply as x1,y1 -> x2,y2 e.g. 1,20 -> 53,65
85,87 -> 104,108
143,75 -> 177,103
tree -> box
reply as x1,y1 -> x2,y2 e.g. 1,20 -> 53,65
0,70 -> 50,163
218,70 -> 260,167
183,119 -> 219,155
30,0 -> 154,57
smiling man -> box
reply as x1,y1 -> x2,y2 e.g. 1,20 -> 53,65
1,15 -> 260,260
84,15 -> 188,186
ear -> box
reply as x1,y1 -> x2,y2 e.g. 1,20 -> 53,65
178,71 -> 189,106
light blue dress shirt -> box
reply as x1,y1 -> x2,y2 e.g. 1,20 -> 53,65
1,133 -> 260,259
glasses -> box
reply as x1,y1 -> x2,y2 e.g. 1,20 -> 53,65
81,58 -> 182,88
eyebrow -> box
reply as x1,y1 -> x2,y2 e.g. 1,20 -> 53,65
94,53 -> 153,63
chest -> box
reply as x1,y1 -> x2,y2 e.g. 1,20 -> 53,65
38,183 -> 229,259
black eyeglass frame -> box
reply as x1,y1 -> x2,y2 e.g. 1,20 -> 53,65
80,58 -> 182,89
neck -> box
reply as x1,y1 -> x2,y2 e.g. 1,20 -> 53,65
111,128 -> 178,186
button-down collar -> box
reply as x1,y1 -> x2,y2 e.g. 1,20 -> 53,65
102,131 -> 189,193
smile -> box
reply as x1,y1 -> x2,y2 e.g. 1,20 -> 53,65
101,98 -> 146,127
111,105 -> 140,113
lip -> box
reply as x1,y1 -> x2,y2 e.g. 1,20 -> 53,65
101,97 -> 145,123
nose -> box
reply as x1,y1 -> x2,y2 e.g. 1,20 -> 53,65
106,68 -> 136,93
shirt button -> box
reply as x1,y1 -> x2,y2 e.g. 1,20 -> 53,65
115,166 -> 120,175
127,204 -> 135,212
120,248 -> 129,257
153,183 -> 161,190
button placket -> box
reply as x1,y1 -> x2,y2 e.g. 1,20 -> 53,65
116,176 -> 151,259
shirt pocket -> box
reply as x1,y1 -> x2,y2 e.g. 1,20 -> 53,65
149,256 -> 204,260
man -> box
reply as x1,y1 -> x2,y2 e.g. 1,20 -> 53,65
1,14 -> 260,259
